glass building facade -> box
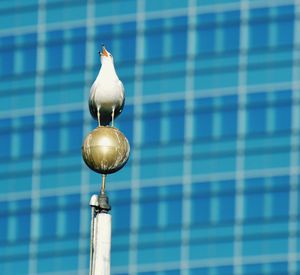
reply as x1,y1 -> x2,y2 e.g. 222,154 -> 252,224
0,0 -> 298,274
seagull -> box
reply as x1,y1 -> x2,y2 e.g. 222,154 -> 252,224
89,46 -> 125,127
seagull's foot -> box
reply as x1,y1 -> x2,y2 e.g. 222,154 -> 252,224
111,108 -> 115,127
97,108 -> 101,127
101,174 -> 106,194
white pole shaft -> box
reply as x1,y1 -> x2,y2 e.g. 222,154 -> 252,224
89,207 -> 95,275
93,213 -> 111,275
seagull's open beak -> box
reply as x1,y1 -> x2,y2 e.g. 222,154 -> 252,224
102,46 -> 109,57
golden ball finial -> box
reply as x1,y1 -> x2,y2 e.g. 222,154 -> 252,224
82,126 -> 130,174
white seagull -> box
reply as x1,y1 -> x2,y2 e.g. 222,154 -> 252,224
89,46 -> 125,127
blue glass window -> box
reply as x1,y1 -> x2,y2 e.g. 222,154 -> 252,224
196,0 -> 239,5
19,116 -> 34,157
216,266 -> 234,274
272,190 -> 289,218
69,27 -> 86,68
0,4 -> 37,29
270,262 -> 288,273
145,19 -> 164,60
164,270 -> 180,275
37,253 -> 78,273
139,186 -> 159,228
94,0 -> 136,18
242,236 -> 288,256
118,22 -> 136,63
159,184 -> 182,227
63,194 -> 80,236
218,194 -> 235,223
169,16 -> 188,58
21,33 -> 37,73
196,13 -> 216,54
142,103 -> 161,145
39,196 -> 57,238
143,72 -> 186,95
137,244 -> 181,264
0,201 -> 8,242
0,36 -> 14,76
0,119 -> 11,159
167,100 -> 185,142
0,259 -> 29,275
220,95 -> 238,137
249,8 -> 269,49
242,263 -> 263,274
16,199 -> 31,240
46,30 -> 63,71
194,95 -> 237,139
111,189 -> 131,231
275,6 -> 294,47
145,0 -> 188,11
273,91 -> 292,132
246,93 -> 267,135
191,182 -> 211,225
222,11 -> 240,52
46,2 -> 86,23
194,98 -> 213,139
116,105 -> 134,144
244,179 -> 265,220
42,113 -> 60,154
65,111 -> 83,152
190,267 -> 209,275
95,24 -> 113,56
189,240 -> 234,260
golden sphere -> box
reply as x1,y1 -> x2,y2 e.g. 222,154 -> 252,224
82,126 -> 130,174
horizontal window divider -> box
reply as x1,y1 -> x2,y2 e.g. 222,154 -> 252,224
0,183 -> 293,218
0,44 -> 296,82
0,132 -> 295,167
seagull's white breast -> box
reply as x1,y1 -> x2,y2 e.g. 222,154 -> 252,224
89,59 -> 125,112
91,78 -> 124,106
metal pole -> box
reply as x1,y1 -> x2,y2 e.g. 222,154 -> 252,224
89,207 -> 94,275
89,195 -> 98,275
89,192 -> 111,275
94,213 -> 111,275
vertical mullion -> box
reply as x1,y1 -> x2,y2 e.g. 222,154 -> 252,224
180,0 -> 196,274
129,1 -> 145,274
288,3 -> 300,275
78,1 -> 95,274
233,1 -> 249,274
29,0 -> 45,274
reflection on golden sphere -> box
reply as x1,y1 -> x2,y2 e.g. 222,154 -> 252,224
82,126 -> 130,174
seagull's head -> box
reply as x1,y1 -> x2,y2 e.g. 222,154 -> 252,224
99,45 -> 114,64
